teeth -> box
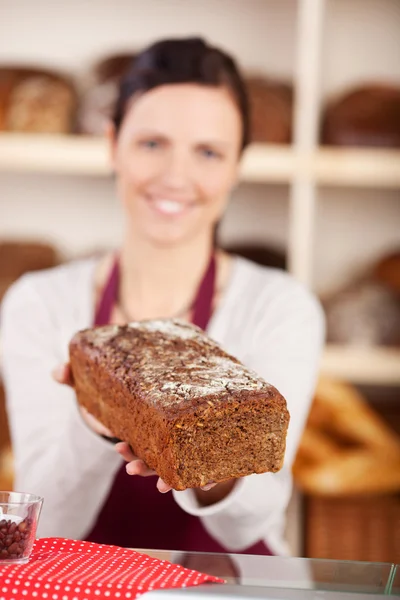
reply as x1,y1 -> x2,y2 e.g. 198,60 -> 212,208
153,199 -> 185,215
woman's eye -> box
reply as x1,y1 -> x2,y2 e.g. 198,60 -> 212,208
140,139 -> 160,150
199,147 -> 221,160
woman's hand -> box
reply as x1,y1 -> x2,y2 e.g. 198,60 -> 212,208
115,441 -> 173,493
115,441 -> 219,496
52,363 -> 227,499
52,363 -> 114,437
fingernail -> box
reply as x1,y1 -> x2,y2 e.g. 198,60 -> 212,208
157,483 -> 171,494
201,483 -> 214,491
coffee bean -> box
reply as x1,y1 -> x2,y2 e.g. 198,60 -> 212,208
0,517 -> 32,561
9,522 -> 17,534
8,542 -> 20,554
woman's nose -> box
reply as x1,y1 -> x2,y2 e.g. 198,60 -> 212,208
160,149 -> 190,189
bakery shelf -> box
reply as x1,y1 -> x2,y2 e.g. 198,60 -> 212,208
0,133 -> 110,176
0,133 -> 399,188
321,345 -> 400,386
240,143 -> 296,183
315,147 -> 400,189
0,133 -> 295,182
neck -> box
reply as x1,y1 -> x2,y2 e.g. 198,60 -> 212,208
118,230 -> 214,321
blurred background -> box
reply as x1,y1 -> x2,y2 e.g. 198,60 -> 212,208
0,0 -> 399,563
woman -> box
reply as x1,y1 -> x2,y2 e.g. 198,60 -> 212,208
1,38 -> 324,556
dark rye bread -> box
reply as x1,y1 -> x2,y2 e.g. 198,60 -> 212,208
69,320 -> 290,490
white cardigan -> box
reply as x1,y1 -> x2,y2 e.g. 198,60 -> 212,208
0,256 -> 325,556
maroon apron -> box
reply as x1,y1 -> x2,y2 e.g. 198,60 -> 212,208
85,255 -> 272,555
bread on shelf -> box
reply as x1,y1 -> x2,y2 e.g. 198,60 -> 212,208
78,53 -> 136,136
321,83 -> 400,148
0,239 -> 59,301
0,66 -> 78,134
221,242 -> 286,270
322,248 -> 400,348
371,249 -> 400,295
69,319 -> 290,491
245,76 -> 293,144
323,279 -> 400,347
293,377 -> 400,496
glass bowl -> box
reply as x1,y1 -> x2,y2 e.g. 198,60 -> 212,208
0,491 -> 43,564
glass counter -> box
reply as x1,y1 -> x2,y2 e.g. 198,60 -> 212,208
135,549 -> 400,597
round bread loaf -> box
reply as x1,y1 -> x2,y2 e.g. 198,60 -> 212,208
321,84 -> 400,148
323,279 -> 400,347
0,240 -> 59,301
78,53 -> 136,135
371,249 -> 400,295
245,76 -> 293,144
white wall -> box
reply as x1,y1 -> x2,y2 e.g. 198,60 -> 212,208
0,0 -> 399,295
0,0 -> 297,79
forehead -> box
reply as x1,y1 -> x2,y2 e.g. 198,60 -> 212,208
122,83 -> 242,140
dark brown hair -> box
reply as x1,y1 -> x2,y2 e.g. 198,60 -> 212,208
113,37 -> 250,151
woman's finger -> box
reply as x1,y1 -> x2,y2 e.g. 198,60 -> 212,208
115,441 -> 137,462
115,442 -> 157,477
81,407 -> 114,437
157,478 -> 172,494
201,482 -> 218,491
52,363 -> 74,387
125,459 -> 156,477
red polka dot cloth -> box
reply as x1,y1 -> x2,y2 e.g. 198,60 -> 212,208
0,538 -> 224,600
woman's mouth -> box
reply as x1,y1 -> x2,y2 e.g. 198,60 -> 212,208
146,196 -> 196,217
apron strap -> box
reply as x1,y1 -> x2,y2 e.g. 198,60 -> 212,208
94,253 -> 216,330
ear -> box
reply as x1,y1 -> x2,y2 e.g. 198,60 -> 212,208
105,121 -> 118,172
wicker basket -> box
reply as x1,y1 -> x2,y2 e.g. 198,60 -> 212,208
305,494 -> 400,563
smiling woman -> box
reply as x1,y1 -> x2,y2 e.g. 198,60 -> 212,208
111,83 -> 242,248
1,38 -> 325,557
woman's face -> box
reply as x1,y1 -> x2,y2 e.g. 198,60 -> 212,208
110,83 -> 242,247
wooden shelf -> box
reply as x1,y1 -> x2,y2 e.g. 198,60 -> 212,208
315,147 -> 400,189
0,134 -> 110,176
0,133 -> 295,181
240,143 -> 296,183
321,345 -> 400,386
0,133 -> 399,187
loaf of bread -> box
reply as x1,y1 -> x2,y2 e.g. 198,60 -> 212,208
221,242 -> 286,270
371,249 -> 400,295
0,66 -> 77,133
293,378 -> 400,496
321,84 -> 400,148
323,279 -> 400,347
78,53 -> 136,135
0,240 -> 59,301
245,77 -> 293,144
69,319 -> 289,490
